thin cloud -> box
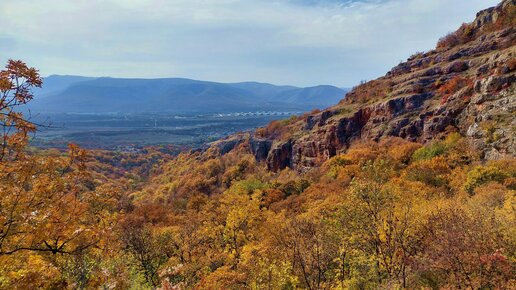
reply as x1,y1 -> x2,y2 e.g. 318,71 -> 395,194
0,0 -> 500,87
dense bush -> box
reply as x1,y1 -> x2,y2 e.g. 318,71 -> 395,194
412,142 -> 447,161
3,131 -> 515,289
464,165 -> 508,193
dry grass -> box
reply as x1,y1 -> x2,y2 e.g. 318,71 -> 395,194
342,79 -> 393,105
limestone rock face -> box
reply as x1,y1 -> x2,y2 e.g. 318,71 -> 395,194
249,138 -> 272,162
266,141 -> 293,171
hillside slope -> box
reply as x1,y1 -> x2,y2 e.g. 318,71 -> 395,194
3,2 -> 515,289
32,75 -> 96,98
216,0 -> 515,171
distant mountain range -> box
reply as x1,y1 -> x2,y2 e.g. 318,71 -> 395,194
29,75 -> 349,114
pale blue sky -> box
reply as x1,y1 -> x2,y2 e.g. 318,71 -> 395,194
0,0 -> 500,87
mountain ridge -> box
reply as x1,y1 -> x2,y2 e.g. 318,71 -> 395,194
31,75 -> 348,114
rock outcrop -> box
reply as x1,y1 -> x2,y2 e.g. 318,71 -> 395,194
213,0 -> 516,171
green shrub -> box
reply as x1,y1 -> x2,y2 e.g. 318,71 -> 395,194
276,179 -> 310,197
326,155 -> 353,179
464,166 -> 507,194
229,178 -> 268,195
412,142 -> 447,161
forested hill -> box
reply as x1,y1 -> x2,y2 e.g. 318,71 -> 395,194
29,76 -> 348,113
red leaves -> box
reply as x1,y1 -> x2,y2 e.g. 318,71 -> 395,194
437,76 -> 474,105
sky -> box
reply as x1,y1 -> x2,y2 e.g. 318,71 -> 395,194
0,0 -> 500,87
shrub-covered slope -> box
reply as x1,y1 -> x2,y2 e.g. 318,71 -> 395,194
127,133 -> 516,289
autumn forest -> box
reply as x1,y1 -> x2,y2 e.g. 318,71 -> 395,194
1,0 -> 516,289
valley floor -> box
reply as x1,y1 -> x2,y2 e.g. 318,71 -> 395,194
30,113 -> 295,149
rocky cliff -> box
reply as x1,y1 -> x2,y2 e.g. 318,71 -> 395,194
213,0 -> 515,171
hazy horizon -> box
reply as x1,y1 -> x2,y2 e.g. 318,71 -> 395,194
1,0 -> 499,87
41,74 -> 348,88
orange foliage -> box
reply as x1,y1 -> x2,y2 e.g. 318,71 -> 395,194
437,23 -> 474,49
255,115 -> 298,139
2,46 -> 516,289
437,76 -> 474,104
